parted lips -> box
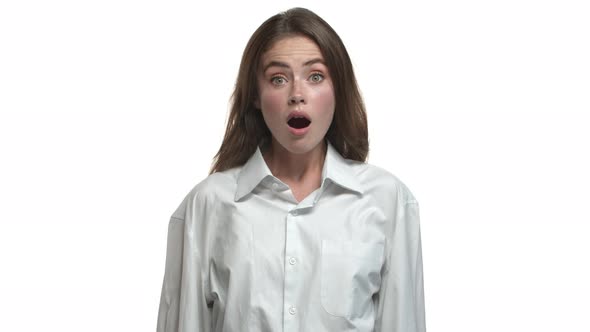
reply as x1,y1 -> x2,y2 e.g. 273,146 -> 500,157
287,111 -> 311,129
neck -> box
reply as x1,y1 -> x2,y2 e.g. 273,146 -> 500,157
263,140 -> 327,184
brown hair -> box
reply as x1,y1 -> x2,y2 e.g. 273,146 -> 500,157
210,7 -> 368,174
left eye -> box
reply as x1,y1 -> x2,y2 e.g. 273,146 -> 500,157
309,73 -> 324,82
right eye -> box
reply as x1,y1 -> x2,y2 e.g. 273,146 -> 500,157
271,75 -> 287,85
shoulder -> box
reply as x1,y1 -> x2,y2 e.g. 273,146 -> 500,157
170,167 -> 241,220
348,162 -> 420,229
350,161 -> 417,204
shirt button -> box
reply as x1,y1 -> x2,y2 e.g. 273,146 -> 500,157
272,183 -> 279,190
291,210 -> 298,216
288,306 -> 297,315
289,257 -> 297,265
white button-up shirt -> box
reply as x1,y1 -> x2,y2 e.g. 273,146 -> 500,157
157,142 -> 426,332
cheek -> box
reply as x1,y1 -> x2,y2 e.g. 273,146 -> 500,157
260,89 -> 286,113
259,89 -> 286,130
312,86 -> 336,117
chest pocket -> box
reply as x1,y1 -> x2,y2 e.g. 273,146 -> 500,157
320,239 -> 384,319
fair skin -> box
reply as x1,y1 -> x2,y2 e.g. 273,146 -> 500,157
256,35 -> 336,202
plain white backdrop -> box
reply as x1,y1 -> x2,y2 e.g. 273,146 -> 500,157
1,0 -> 589,331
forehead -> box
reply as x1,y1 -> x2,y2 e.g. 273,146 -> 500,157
261,35 -> 324,64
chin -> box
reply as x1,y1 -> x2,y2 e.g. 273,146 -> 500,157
277,138 -> 324,155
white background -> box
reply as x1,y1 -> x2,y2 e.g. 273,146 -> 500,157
1,0 -> 589,331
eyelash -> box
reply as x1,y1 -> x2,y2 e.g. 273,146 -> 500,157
270,75 -> 288,85
270,72 -> 325,85
309,72 -> 324,82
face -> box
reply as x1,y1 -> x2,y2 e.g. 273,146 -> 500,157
256,35 -> 335,156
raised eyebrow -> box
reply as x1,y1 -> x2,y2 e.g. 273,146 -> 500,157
262,58 -> 326,73
303,58 -> 325,67
262,61 -> 289,73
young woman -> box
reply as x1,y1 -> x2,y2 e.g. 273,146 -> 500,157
157,7 -> 426,332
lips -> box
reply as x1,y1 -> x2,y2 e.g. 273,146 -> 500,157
287,111 -> 311,129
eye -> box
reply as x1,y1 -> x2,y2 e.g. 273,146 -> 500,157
270,75 -> 287,85
309,72 -> 324,83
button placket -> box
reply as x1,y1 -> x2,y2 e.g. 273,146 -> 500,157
283,208 -> 301,330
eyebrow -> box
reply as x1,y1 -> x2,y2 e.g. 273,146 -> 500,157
262,58 -> 325,73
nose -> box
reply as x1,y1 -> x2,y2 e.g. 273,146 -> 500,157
288,95 -> 305,105
288,79 -> 306,105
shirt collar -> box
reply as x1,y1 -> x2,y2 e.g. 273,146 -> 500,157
322,141 -> 364,195
234,145 -> 274,201
234,141 -> 363,201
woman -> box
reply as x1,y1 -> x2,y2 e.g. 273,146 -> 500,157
157,7 -> 426,332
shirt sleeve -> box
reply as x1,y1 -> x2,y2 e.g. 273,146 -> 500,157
374,199 -> 426,332
157,215 -> 211,332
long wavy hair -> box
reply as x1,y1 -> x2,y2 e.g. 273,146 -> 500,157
210,7 -> 368,174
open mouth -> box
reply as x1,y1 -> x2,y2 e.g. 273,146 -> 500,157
288,116 -> 311,129
287,110 -> 311,130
